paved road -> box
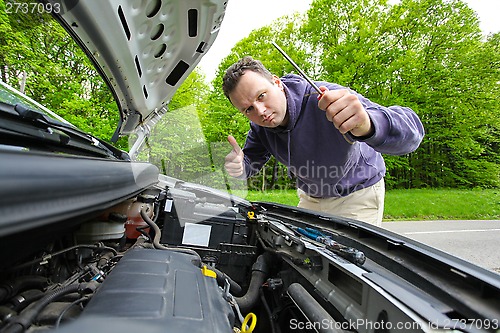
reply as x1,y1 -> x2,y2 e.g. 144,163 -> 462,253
382,220 -> 500,273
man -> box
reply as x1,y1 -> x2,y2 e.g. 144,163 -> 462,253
223,56 -> 424,226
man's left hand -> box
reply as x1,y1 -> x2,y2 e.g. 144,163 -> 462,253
317,86 -> 373,138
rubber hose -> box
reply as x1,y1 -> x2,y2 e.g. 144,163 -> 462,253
0,276 -> 47,303
9,289 -> 45,312
140,205 -> 202,264
2,284 -> 80,333
234,254 -> 269,314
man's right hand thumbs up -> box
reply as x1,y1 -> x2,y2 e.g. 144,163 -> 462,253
224,135 -> 245,177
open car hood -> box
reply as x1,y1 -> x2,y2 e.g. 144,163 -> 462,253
51,0 -> 227,141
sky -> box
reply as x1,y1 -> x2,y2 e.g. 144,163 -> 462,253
197,0 -> 500,82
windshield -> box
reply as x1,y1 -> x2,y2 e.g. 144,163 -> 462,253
133,104 -> 249,196
0,81 -> 71,125
1,1 -> 245,192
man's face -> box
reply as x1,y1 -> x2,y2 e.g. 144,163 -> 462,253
228,70 -> 288,128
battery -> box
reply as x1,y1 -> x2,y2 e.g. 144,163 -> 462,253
160,188 -> 248,248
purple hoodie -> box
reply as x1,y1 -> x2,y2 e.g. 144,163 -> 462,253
241,74 -> 424,198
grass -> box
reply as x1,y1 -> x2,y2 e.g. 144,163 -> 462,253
239,188 -> 500,221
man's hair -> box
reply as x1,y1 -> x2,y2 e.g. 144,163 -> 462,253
222,56 -> 274,100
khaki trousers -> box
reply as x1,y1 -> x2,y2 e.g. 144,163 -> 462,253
297,179 -> 385,227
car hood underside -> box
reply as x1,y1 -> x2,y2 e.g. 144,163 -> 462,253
51,0 -> 227,139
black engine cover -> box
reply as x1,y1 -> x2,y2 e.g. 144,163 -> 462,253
55,248 -> 234,333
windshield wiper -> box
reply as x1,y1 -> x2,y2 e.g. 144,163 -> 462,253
14,102 -> 72,126
10,103 -> 71,144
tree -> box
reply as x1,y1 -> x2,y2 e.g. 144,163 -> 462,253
0,2 -> 123,148
301,0 -> 500,188
3,0 -> 498,190
206,0 -> 500,190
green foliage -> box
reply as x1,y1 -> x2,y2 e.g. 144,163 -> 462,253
1,0 -> 498,192
206,0 -> 500,191
243,188 -> 500,220
136,102 -> 215,184
0,2 -> 122,148
133,70 -> 247,191
383,188 -> 500,220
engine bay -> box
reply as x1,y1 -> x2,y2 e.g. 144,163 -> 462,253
1,175 -> 499,333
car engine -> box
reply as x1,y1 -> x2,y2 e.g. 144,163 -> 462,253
1,174 -> 500,333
